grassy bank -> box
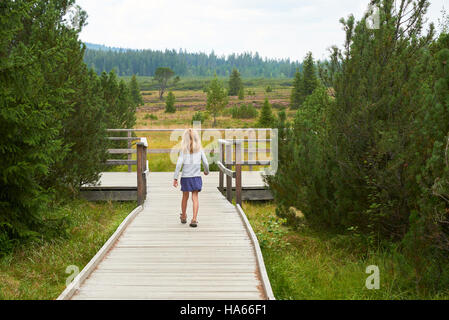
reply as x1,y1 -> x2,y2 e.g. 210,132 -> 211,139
0,200 -> 136,300
243,201 -> 449,300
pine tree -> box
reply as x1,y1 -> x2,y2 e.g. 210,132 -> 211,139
129,74 -> 144,107
228,68 -> 243,96
165,91 -> 176,113
302,52 -> 318,97
258,98 -> 275,127
290,69 -> 304,109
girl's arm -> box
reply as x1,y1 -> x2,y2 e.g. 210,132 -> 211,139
173,152 -> 184,181
201,150 -> 210,175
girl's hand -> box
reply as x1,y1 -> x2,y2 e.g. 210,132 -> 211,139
173,179 -> 178,188
204,171 -> 209,176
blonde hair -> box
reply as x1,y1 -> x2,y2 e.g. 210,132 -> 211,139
181,128 -> 201,154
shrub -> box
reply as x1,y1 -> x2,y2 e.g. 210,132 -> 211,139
144,114 -> 158,120
230,104 -> 258,119
165,91 -> 176,113
192,111 -> 209,124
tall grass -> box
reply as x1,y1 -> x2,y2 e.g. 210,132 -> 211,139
0,200 -> 136,300
243,201 -> 449,300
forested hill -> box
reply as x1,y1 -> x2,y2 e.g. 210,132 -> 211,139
83,42 -> 301,78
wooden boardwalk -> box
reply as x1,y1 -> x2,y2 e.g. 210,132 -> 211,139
60,172 -> 274,300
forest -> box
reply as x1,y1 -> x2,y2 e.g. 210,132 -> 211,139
83,44 -> 302,78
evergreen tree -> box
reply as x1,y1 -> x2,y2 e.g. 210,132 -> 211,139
290,70 -> 304,109
206,75 -> 228,127
258,98 -> 275,127
228,68 -> 243,96
238,86 -> 245,100
302,52 -> 318,97
129,74 -> 144,107
165,91 -> 176,113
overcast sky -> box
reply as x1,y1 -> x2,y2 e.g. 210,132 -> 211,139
76,0 -> 447,62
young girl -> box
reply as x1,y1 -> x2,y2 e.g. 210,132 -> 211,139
173,129 -> 209,227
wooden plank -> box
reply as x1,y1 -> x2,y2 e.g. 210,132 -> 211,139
80,190 -> 137,201
235,141 -> 242,206
105,160 -> 137,166
107,137 -> 141,141
57,205 -> 143,300
226,143 -> 232,202
108,149 -> 137,154
127,131 -> 132,172
137,142 -> 144,206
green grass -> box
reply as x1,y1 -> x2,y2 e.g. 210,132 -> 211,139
243,201 -> 449,300
0,199 -> 136,300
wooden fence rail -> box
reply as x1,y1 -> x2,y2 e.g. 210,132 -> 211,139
106,135 -> 148,205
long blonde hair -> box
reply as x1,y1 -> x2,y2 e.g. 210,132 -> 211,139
181,128 -> 201,154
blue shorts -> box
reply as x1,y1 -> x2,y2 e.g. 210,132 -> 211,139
180,177 -> 202,192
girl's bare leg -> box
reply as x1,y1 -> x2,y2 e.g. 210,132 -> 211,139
192,191 -> 199,222
181,192 -> 189,219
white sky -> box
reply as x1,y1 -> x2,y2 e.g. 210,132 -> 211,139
76,0 -> 447,62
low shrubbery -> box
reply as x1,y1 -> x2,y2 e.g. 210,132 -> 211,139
229,104 -> 259,119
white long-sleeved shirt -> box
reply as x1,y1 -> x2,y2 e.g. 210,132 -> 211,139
173,150 -> 209,180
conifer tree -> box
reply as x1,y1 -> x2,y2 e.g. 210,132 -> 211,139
290,70 -> 304,109
228,68 -> 243,96
165,91 -> 176,113
238,86 -> 245,100
206,75 -> 228,127
302,52 -> 318,97
258,98 -> 275,127
129,74 -> 144,107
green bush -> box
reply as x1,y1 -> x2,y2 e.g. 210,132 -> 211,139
230,104 -> 258,119
144,113 -> 158,120
165,91 -> 176,113
192,111 -> 209,123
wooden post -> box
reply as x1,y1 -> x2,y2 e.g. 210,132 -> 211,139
248,140 -> 254,171
127,131 -> 132,173
219,143 -> 225,192
225,143 -> 232,202
235,141 -> 242,207
143,144 -> 147,201
137,142 -> 144,206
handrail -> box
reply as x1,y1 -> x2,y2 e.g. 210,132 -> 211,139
106,128 -> 272,132
106,131 -> 148,206
218,139 -> 243,206
217,161 -> 235,178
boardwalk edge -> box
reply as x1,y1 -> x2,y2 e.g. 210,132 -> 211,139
235,204 -> 276,300
56,205 -> 144,300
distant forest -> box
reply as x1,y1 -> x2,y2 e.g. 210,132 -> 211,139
83,43 -> 302,78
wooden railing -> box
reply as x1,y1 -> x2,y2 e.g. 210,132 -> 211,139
217,138 -> 273,206
218,139 -> 243,206
105,128 -> 274,206
106,133 -> 148,206
106,128 -> 272,171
